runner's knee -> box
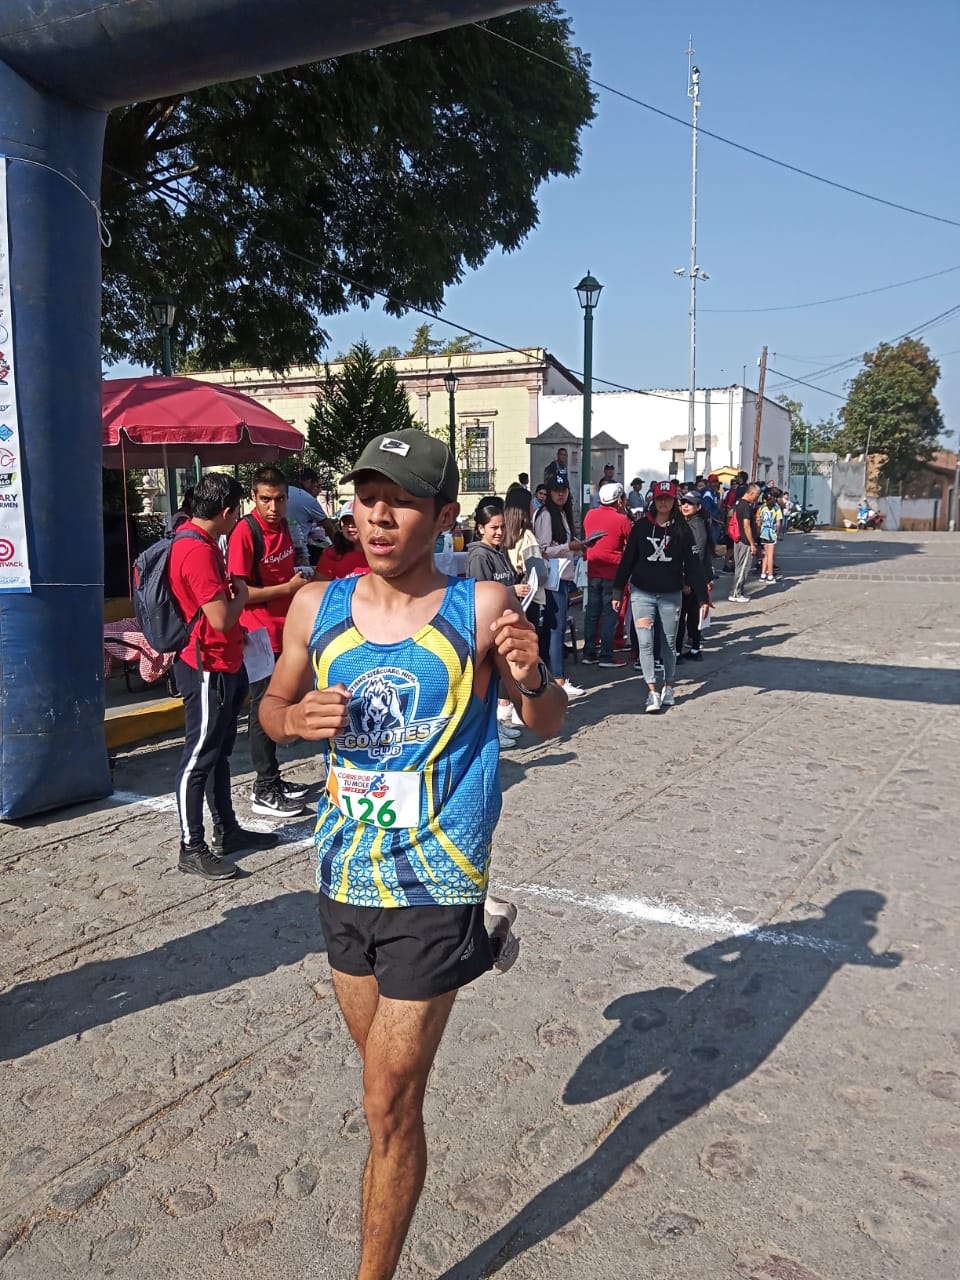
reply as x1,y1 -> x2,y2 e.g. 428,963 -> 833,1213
363,1069 -> 423,1143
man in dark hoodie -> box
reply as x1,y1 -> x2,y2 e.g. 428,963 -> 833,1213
612,481 -> 707,713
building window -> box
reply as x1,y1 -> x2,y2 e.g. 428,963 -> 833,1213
463,421 -> 495,492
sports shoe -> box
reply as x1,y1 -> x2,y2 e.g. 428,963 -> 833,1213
633,659 -> 644,671
654,661 -> 665,674
645,689 -> 661,714
212,825 -> 281,855
561,681 -> 586,700
660,685 -> 675,709
598,657 -> 626,668
581,653 -> 599,665
728,593 -> 750,603
251,784 -> 306,818
687,649 -> 703,662
484,896 -> 519,974
178,842 -> 237,881
280,779 -> 309,800
498,719 -> 520,738
674,651 -> 686,663
498,724 -> 519,748
767,576 -> 777,585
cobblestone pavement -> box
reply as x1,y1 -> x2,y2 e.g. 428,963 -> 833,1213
1,530 -> 958,1279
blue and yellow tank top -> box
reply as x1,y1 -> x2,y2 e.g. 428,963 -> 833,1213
309,577 -> 500,908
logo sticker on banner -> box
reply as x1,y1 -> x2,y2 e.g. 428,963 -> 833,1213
0,159 -> 30,592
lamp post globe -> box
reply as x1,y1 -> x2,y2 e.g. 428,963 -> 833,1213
442,369 -> 459,459
575,272 -> 602,521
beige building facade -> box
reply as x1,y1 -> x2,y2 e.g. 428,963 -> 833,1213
195,348 -> 581,504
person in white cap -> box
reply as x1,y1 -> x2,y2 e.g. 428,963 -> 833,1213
582,482 -> 632,667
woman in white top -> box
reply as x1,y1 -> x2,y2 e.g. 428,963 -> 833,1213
532,476 -> 585,700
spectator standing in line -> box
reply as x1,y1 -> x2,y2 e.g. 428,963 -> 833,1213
228,466 -> 312,820
259,428 -> 565,1280
675,489 -> 714,662
502,487 -> 545,730
533,475 -> 585,700
729,482 -> 760,602
467,499 -> 524,748
612,480 -> 707,713
756,488 -> 783,583
543,446 -> 569,489
582,482 -> 632,668
287,467 -> 335,548
533,483 -> 548,511
316,501 -> 370,579
626,477 -> 646,517
590,462 -> 617,508
171,485 -> 195,532
170,473 -> 279,880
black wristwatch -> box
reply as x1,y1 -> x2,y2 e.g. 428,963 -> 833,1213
516,660 -> 550,698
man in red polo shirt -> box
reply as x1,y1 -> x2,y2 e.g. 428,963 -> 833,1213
581,482 -> 632,667
227,465 -> 311,818
170,473 -> 279,880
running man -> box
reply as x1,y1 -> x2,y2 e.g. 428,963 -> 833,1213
259,429 -> 566,1280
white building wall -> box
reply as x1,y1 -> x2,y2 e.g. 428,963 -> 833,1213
539,387 -> 791,485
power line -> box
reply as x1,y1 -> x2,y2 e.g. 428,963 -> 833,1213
767,368 -> 846,400
477,24 -> 960,231
701,262 -> 960,314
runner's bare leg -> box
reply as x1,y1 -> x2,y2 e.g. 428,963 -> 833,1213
355,990 -> 457,1280
332,970 -> 380,1060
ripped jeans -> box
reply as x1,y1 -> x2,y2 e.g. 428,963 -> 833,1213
629,589 -> 682,685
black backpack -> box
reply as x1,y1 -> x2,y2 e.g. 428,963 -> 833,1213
233,513 -> 266,586
132,528 -> 207,656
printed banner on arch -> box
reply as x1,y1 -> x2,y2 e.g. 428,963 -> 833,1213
0,157 -> 31,592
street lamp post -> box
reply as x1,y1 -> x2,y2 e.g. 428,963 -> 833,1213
575,271 -> 603,521
801,422 -> 810,512
149,294 -> 183,514
674,58 -> 708,483
442,369 -> 459,461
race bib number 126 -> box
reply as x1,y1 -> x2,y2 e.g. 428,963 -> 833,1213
328,766 -> 420,829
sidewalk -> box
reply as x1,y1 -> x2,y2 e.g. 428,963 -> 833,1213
1,530 -> 958,1278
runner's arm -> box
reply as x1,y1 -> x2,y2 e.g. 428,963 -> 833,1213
475,581 -> 566,738
259,582 -> 349,743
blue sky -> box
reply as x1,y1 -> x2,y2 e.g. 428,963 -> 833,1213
314,0 -> 960,440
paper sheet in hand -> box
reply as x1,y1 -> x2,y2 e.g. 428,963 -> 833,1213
243,627 -> 275,682
519,548 -> 547,613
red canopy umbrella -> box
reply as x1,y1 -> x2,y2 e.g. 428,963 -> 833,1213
102,375 -> 305,467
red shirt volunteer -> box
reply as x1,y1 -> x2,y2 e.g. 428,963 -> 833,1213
583,502 -> 632,580
227,512 -> 296,653
169,524 -> 243,673
316,543 -> 369,580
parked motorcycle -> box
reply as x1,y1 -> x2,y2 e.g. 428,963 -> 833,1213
857,509 -> 885,530
788,506 -> 818,534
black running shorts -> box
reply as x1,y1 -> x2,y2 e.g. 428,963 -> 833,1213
316,895 -> 494,1000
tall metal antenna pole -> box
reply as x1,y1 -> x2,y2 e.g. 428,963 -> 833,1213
684,46 -> 701,482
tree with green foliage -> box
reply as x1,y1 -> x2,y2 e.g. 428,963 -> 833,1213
775,394 -> 840,454
100,5 -> 595,371
406,324 -> 443,358
440,334 -> 482,355
306,340 -> 419,490
837,338 -> 943,483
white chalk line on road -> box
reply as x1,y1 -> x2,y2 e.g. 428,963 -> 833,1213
500,882 -> 848,957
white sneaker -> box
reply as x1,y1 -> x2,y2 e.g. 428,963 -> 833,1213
509,707 -> 524,729
645,689 -> 661,714
484,896 -> 519,974
768,576 -> 777,585
660,685 -> 675,709
561,682 -> 586,700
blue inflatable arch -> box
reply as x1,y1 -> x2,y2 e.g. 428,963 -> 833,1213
0,0 -> 523,819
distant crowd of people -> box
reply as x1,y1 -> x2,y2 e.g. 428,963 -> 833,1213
459,456 -> 793,729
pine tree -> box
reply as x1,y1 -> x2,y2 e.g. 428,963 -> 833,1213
306,340 -> 419,489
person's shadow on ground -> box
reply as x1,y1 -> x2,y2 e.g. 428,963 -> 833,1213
1,890 -> 322,1060
439,889 -> 900,1279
